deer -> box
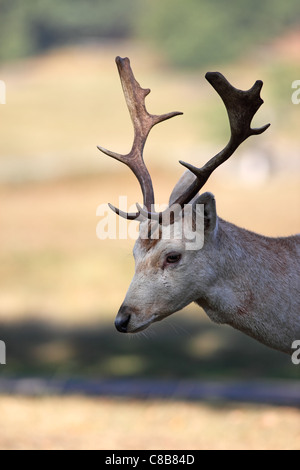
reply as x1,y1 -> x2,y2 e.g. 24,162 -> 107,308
98,57 -> 300,355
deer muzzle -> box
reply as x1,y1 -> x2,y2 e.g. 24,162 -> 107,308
115,305 -> 131,333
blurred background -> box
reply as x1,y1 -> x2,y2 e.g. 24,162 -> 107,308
0,0 -> 299,450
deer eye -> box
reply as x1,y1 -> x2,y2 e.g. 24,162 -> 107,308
165,253 -> 182,265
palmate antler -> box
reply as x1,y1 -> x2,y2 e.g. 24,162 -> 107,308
99,58 -> 270,221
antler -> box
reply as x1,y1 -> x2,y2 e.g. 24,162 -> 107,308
98,56 -> 182,219
138,71 -> 270,221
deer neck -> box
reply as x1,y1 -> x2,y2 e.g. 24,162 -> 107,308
195,218 -> 300,354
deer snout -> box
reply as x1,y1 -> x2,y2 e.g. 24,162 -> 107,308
115,305 -> 131,333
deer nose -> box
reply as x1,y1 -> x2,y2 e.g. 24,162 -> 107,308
115,306 -> 131,333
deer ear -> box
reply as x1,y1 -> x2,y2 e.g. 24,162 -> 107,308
192,192 -> 217,234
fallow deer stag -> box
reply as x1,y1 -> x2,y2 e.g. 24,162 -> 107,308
98,57 -> 300,354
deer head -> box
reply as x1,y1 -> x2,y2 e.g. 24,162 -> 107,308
98,57 -> 269,333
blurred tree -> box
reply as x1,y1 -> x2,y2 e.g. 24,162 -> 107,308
0,0 -> 299,66
138,0 -> 300,68
0,0 -> 138,61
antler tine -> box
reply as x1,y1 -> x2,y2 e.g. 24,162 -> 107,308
142,71 -> 270,221
98,56 -> 183,220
